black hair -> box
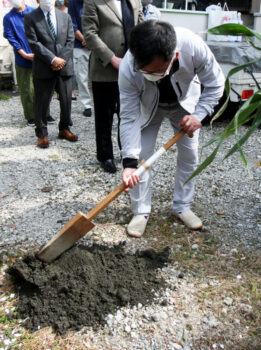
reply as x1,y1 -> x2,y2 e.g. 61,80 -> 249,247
129,20 -> 176,68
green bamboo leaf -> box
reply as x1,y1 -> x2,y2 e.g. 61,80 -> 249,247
207,23 -> 261,41
237,137 -> 248,166
185,138 -> 223,184
224,108 -> 261,159
250,90 -> 261,102
202,130 -> 224,148
245,37 -> 261,51
205,99 -> 257,147
218,90 -> 261,140
210,60 -> 261,126
226,59 -> 261,80
210,94 -> 230,125
223,104 -> 258,139
202,92 -> 259,152
225,90 -> 261,131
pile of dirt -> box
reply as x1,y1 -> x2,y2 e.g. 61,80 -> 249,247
7,244 -> 170,335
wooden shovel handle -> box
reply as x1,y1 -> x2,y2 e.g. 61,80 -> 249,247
86,182 -> 125,220
163,129 -> 185,151
86,129 -> 185,221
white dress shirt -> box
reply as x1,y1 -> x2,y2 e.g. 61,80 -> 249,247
112,0 -> 122,20
40,7 -> 57,62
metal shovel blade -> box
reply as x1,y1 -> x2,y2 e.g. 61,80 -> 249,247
37,212 -> 95,263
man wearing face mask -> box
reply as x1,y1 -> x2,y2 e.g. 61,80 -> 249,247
119,21 -> 225,237
24,0 -> 77,148
3,0 -> 35,126
55,0 -> 68,13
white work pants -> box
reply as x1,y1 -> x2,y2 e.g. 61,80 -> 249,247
130,103 -> 200,215
73,48 -> 92,109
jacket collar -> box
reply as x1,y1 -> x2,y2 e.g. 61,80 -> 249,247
36,7 -> 59,41
104,0 -> 122,23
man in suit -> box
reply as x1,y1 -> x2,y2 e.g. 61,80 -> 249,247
24,0 -> 78,148
82,0 -> 143,173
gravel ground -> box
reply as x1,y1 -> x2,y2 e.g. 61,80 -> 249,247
0,94 -> 261,349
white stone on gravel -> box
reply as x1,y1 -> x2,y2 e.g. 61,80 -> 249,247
224,297 -> 233,306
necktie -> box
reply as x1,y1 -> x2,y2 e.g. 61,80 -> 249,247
47,12 -> 56,40
121,0 -> 134,52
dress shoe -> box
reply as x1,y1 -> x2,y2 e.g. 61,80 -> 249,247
47,115 -> 55,124
101,159 -> 117,173
58,129 -> 78,142
72,96 -> 77,101
173,209 -> 203,230
83,108 -> 92,117
37,136 -> 49,148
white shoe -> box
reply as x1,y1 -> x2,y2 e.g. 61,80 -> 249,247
174,209 -> 203,230
127,215 -> 149,238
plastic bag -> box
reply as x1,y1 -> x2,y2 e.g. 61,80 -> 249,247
206,2 -> 242,42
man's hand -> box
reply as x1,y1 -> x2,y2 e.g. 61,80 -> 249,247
110,55 -> 122,70
51,57 -> 66,71
122,168 -> 139,193
82,39 -> 88,49
179,115 -> 202,138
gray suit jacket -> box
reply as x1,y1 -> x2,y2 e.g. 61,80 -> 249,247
82,0 -> 144,82
24,8 -> 74,79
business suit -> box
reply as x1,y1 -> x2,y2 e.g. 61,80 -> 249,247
82,0 -> 143,167
24,7 -> 75,139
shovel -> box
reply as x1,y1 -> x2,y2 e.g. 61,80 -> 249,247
37,129 -> 185,262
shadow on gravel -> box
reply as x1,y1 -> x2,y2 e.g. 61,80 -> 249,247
7,244 -> 170,335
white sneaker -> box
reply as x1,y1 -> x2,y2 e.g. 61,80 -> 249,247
174,209 -> 203,230
127,215 -> 149,238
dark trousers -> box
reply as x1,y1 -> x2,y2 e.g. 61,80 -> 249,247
92,81 -> 120,162
33,75 -> 73,138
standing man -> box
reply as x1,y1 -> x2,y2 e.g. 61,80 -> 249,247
119,21 -> 225,237
68,0 -> 93,118
82,0 -> 144,173
3,0 -> 35,126
24,0 -> 78,148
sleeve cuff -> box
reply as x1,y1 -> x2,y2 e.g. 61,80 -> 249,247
123,158 -> 138,169
50,56 -> 56,64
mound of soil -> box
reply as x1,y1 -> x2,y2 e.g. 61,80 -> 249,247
7,244 -> 169,335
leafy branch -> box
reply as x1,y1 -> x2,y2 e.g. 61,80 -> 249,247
186,24 -> 261,183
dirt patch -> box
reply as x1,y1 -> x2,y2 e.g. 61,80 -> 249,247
7,244 -> 169,335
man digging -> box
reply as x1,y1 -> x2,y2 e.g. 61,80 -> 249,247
119,20 -> 225,238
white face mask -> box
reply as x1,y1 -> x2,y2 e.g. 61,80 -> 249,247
9,0 -> 22,8
140,52 -> 178,82
142,73 -> 163,82
39,0 -> 55,12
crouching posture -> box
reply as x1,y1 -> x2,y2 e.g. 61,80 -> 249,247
119,21 -> 225,237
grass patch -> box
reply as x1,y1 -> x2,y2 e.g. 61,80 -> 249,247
142,212 -> 261,349
0,94 -> 11,100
